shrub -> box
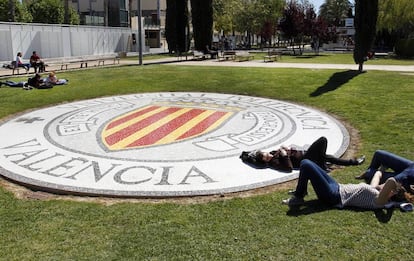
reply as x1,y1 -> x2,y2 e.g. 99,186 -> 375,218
395,39 -> 414,57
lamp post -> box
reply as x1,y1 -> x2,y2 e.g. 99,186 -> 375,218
137,0 -> 143,65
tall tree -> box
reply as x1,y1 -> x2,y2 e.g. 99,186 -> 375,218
233,0 -> 256,48
302,6 -> 323,54
319,0 -> 352,26
190,0 -> 213,51
213,0 -> 241,36
8,0 -> 14,21
278,0 -> 305,54
27,0 -> 78,24
165,0 -> 177,53
377,0 -> 414,38
0,0 -> 32,22
165,0 -> 189,54
177,0 -> 189,53
63,0 -> 69,24
28,0 -> 64,24
254,0 -> 285,47
353,0 -> 378,72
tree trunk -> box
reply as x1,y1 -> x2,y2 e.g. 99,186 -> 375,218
353,0 -> 378,71
190,0 -> 213,51
8,0 -> 15,22
64,0 -> 69,24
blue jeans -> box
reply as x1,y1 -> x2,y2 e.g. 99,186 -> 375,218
365,150 -> 414,191
18,63 -> 30,69
294,159 -> 341,205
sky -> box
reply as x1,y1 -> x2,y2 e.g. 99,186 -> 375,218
310,0 -> 325,12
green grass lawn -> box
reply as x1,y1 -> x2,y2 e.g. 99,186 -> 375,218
279,53 -> 414,65
0,61 -> 414,260
138,51 -> 414,66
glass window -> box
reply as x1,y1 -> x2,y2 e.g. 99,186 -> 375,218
119,0 -> 126,9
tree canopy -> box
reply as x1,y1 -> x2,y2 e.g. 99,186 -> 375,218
213,0 -> 241,35
28,0 -> 65,24
0,0 -> 79,24
0,0 -> 32,22
377,0 -> 414,38
319,0 -> 352,26
213,0 -> 284,47
278,0 -> 330,54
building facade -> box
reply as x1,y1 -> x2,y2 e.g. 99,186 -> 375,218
70,0 -> 129,27
71,0 -> 165,48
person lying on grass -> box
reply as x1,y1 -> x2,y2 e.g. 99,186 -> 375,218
240,136 -> 365,172
356,150 -> 414,194
355,150 -> 414,205
282,159 -> 413,209
43,71 -> 68,86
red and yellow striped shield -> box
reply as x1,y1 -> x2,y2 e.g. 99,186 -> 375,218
102,105 -> 235,150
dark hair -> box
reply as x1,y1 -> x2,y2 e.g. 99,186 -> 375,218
240,150 -> 267,168
254,151 -> 266,164
404,192 -> 414,203
405,185 -> 414,203
391,186 -> 414,203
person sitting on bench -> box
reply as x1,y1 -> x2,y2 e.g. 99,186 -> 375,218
204,45 -> 218,59
16,52 -> 30,71
30,51 -> 46,73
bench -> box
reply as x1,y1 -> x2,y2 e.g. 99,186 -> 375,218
43,58 -> 77,70
97,55 -> 121,66
264,51 -> 282,62
176,52 -> 193,61
192,51 -> 207,60
1,61 -> 30,75
45,55 -> 120,70
12,61 -> 29,74
234,53 -> 254,62
218,51 -> 236,61
372,52 -> 391,58
79,55 -> 120,68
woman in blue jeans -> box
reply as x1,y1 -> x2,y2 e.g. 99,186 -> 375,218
283,159 -> 403,209
356,150 -> 414,193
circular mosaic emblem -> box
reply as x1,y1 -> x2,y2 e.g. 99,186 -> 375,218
0,92 -> 349,197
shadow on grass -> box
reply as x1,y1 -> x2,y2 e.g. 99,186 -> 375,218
286,200 -> 395,223
374,208 -> 394,223
286,199 -> 331,216
294,55 -> 326,59
310,70 -> 363,97
144,60 -> 181,66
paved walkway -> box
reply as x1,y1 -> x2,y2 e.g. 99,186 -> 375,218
2,55 -> 413,79
115,56 -> 414,73
174,59 -> 414,72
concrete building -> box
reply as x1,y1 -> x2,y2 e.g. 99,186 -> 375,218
135,0 -> 166,48
70,0 -> 165,48
0,0 -> 166,62
70,0 -> 129,27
